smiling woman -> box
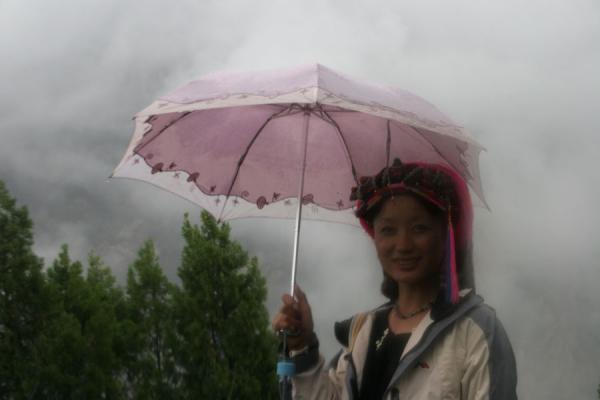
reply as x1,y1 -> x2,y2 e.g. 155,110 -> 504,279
272,159 -> 518,400
372,195 -> 446,292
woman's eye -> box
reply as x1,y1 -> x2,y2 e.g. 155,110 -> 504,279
379,226 -> 395,235
412,224 -> 431,233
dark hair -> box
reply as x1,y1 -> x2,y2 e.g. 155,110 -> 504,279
367,193 -> 474,301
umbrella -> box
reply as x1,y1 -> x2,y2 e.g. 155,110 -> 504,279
112,63 -> 485,295
112,63 -> 486,397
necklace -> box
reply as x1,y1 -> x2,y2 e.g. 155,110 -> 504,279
375,302 -> 434,352
393,301 -> 433,320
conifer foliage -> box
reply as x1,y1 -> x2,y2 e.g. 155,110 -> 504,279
174,212 -> 278,399
0,181 -> 278,399
125,240 -> 178,399
0,181 -> 47,398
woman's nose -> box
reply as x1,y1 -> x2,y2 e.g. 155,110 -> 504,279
393,230 -> 415,252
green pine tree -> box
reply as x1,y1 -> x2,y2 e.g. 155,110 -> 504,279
0,180 -> 48,399
125,240 -> 178,399
83,252 -> 127,398
0,179 -> 282,399
40,245 -> 89,399
173,211 -> 278,399
41,247 -> 126,399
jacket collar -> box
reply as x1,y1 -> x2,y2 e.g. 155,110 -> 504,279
334,290 -> 482,399
384,290 -> 483,397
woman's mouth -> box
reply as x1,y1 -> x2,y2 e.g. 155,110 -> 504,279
392,257 -> 420,269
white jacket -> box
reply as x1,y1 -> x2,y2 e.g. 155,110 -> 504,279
291,292 -> 517,400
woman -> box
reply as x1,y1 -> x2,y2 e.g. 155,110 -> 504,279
272,159 -> 517,400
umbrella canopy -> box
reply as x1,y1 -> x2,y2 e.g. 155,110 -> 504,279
112,64 -> 486,227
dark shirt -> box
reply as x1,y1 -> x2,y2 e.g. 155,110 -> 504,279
359,308 -> 410,400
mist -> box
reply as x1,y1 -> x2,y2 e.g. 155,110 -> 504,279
1,1 -> 599,398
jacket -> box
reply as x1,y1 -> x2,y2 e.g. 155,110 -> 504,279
290,291 -> 517,400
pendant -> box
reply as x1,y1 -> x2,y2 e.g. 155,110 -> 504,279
375,328 -> 389,351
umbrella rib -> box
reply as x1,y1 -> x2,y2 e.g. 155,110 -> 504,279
409,125 -> 474,182
318,108 -> 358,113
397,120 -> 438,147
133,111 -> 192,154
218,104 -> 298,221
386,120 -> 391,168
319,108 -> 359,185
399,123 -> 487,207
405,124 -> 454,164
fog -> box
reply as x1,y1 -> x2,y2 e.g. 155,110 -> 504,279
1,1 -> 599,398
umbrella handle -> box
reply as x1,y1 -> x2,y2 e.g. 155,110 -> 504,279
277,330 -> 296,400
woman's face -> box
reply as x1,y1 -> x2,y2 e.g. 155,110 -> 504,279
372,194 -> 445,287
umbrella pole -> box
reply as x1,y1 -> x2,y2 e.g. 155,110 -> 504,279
277,109 -> 310,400
290,109 -> 311,298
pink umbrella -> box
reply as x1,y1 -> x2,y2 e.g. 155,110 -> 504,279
112,63 -> 485,295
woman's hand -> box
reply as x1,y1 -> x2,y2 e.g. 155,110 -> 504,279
272,285 -> 315,351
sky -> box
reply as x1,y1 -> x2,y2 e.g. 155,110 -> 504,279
1,0 -> 599,398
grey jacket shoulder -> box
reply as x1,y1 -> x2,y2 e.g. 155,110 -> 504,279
464,301 -> 518,400
465,302 -> 498,327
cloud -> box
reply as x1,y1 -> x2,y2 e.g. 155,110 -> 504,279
1,0 -> 599,398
